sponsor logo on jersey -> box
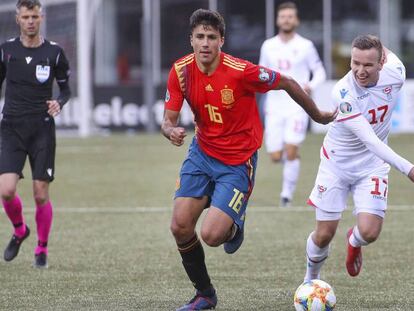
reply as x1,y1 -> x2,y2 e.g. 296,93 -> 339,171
25,57 -> 32,64
383,86 -> 392,100
221,87 -> 235,109
383,86 -> 392,94
36,65 -> 50,83
317,185 -> 327,198
372,194 -> 386,201
340,88 -> 349,99
165,89 -> 170,102
339,102 -> 352,114
357,93 -> 369,100
205,84 -> 214,92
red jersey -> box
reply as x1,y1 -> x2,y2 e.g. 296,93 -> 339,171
165,52 -> 281,165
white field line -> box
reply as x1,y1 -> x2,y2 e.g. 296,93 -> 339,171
19,205 -> 414,213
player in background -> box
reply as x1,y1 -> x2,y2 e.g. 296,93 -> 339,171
162,8 -> 336,311
0,0 -> 71,268
302,35 -> 414,283
259,2 -> 326,207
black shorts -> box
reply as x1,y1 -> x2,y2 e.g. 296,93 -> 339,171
0,114 -> 56,182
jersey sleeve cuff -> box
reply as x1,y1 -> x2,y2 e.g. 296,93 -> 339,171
273,72 -> 281,88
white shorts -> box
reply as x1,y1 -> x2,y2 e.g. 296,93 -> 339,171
264,110 -> 309,153
308,159 -> 390,221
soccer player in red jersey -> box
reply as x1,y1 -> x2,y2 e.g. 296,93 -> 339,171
161,9 -> 336,311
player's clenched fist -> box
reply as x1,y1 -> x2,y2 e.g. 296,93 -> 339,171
169,127 -> 186,146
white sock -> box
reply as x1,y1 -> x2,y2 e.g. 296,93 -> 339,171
349,226 -> 369,247
304,232 -> 329,282
281,158 -> 300,199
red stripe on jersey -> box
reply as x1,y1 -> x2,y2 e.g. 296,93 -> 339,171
336,113 -> 362,122
322,145 -> 330,159
307,198 -> 317,207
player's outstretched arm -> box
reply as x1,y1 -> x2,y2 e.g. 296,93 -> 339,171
275,74 -> 337,124
345,114 -> 414,178
161,109 -> 187,146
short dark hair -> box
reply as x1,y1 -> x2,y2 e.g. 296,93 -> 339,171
189,9 -> 225,38
16,0 -> 42,11
352,35 -> 383,61
277,1 -> 298,15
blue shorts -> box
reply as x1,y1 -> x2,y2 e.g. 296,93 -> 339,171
175,138 -> 257,228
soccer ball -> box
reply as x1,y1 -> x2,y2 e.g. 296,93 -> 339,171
294,279 -> 336,311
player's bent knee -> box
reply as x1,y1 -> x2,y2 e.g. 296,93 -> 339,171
1,187 -> 17,201
170,220 -> 195,242
359,227 -> 380,244
313,231 -> 334,248
34,195 -> 49,206
200,228 -> 223,247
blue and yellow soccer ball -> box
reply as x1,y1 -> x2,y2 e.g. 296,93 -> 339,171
294,279 -> 336,311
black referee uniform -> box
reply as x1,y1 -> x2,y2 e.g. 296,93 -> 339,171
0,37 -> 71,181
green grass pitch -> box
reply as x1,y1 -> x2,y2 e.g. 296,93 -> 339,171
0,133 -> 412,310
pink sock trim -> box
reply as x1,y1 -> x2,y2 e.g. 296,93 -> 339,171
35,201 -> 53,255
2,194 -> 26,238
35,246 -> 48,256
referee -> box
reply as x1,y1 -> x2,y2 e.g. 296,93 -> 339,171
0,0 -> 71,268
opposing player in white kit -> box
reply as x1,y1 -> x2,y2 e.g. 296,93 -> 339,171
303,35 -> 414,282
259,2 -> 326,206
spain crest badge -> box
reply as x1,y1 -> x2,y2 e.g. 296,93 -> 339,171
221,88 -> 235,109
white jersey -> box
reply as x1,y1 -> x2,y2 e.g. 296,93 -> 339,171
323,53 -> 411,178
259,34 -> 326,115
